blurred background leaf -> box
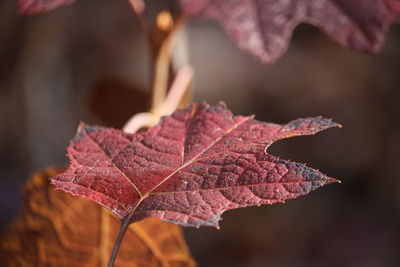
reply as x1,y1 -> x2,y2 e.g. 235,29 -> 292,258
0,166 -> 195,267
89,78 -> 150,128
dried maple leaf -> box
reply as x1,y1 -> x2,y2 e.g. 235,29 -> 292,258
15,0 -> 77,15
0,166 -> 195,267
180,0 -> 400,64
51,102 -> 340,228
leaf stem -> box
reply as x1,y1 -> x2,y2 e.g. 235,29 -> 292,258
107,198 -> 143,267
106,217 -> 129,267
122,65 -> 193,133
123,112 -> 157,134
159,65 -> 194,116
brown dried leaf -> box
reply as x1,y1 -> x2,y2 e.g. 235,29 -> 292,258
0,166 -> 195,267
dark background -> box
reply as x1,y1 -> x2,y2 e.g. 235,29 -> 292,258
1,0 -> 399,266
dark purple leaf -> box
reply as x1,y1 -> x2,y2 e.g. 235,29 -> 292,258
15,0 -> 76,15
180,0 -> 400,64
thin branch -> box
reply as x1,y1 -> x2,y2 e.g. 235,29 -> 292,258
159,65 -> 194,116
150,14 -> 186,113
170,21 -> 193,109
123,65 -> 193,133
123,112 -> 157,133
151,44 -> 171,112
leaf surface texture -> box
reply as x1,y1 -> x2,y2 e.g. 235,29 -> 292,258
52,102 -> 340,227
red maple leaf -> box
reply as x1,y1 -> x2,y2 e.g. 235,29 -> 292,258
51,102 -> 340,227
180,0 -> 400,64
15,0 -> 76,15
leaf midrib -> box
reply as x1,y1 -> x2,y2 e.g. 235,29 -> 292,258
147,178 -> 331,196
144,116 -> 252,196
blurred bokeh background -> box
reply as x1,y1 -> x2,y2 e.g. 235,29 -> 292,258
1,0 -> 399,266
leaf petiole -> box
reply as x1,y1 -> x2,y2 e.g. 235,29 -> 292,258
106,217 -> 129,267
107,197 -> 144,267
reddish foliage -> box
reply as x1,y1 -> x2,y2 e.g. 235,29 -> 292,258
180,0 -> 400,64
51,102 -> 340,227
15,0 -> 76,15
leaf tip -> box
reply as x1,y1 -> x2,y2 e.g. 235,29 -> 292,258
216,101 -> 227,109
330,121 -> 342,129
316,117 -> 342,130
77,122 -> 86,132
329,177 -> 341,184
323,176 -> 341,185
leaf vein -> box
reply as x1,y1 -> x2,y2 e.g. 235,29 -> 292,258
149,180 -> 319,196
82,127 -> 143,198
146,116 -> 252,195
